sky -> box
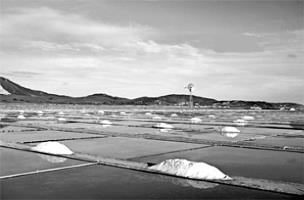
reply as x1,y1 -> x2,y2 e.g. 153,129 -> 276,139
0,0 -> 303,103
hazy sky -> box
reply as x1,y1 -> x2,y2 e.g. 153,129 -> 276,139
1,0 -> 303,103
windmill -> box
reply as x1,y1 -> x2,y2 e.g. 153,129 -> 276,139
185,83 -> 194,109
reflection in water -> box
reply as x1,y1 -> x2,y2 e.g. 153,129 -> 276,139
233,119 -> 248,126
159,128 -> 172,133
169,177 -> 219,189
222,132 -> 239,138
290,120 -> 304,130
102,124 -> 112,128
132,170 -> 218,189
37,154 -> 67,163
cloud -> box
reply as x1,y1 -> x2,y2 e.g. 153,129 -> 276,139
0,7 -> 154,53
1,71 -> 42,78
243,32 -> 262,38
0,6 -> 303,103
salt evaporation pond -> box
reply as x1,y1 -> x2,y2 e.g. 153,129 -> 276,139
0,147 -> 85,177
0,130 -> 106,143
0,105 -> 303,198
1,164 -> 295,199
134,146 -> 304,184
57,137 -> 206,159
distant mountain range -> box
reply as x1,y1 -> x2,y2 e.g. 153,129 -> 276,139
0,76 -> 303,110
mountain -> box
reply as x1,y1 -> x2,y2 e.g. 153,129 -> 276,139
0,76 -> 303,110
0,77 -> 128,104
131,94 -> 217,106
0,76 -> 57,97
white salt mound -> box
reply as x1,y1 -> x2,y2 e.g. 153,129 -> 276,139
171,113 -> 178,117
98,110 -> 105,115
58,111 -> 64,115
221,126 -> 240,133
233,119 -> 248,126
120,111 -> 127,115
37,111 -> 43,114
31,142 -> 73,155
191,117 -> 202,123
150,159 -> 231,180
145,112 -> 153,116
208,115 -> 216,119
155,123 -> 174,129
242,116 -> 255,120
290,108 -> 296,111
17,115 -> 26,119
100,120 -> 112,125
57,117 -> 66,122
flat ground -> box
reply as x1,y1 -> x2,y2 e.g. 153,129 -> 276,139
0,104 -> 303,199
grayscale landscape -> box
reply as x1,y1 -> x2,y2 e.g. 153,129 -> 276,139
0,0 -> 303,199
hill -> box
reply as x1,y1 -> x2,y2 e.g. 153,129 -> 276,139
0,76 -> 303,110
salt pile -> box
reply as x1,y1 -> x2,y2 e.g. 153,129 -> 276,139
120,111 -> 127,115
221,126 -> 240,138
100,120 -> 112,125
233,119 -> 248,126
290,108 -> 296,111
150,159 -> 231,180
242,116 -> 255,120
171,113 -> 178,117
17,115 -> 26,119
221,126 -> 240,133
208,115 -> 216,119
57,117 -> 66,123
145,112 -> 153,116
31,142 -> 73,155
58,111 -> 64,115
190,117 -> 202,123
37,110 -> 43,117
155,123 -> 174,129
98,110 -> 105,115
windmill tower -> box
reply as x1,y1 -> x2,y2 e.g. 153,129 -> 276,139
185,83 -> 194,109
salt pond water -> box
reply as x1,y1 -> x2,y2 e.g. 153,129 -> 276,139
1,164 -> 295,199
0,104 -> 303,198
